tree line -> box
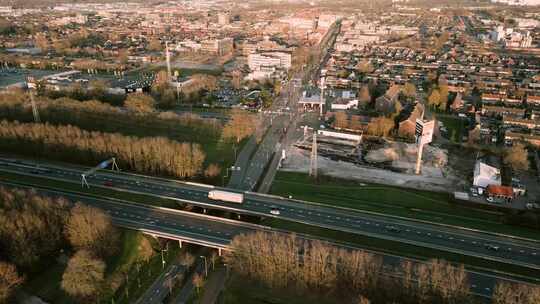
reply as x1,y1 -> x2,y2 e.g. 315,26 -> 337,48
0,89 -> 222,144
0,187 -> 120,304
225,232 -> 539,304
0,120 -> 206,178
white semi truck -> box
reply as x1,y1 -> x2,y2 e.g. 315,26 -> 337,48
207,190 -> 244,204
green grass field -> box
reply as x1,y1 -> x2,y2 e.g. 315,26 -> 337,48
270,172 -> 540,240
436,114 -> 467,143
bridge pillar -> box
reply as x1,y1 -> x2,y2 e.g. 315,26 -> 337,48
203,208 -> 207,214
178,240 -> 182,248
237,214 -> 241,220
218,248 -> 222,256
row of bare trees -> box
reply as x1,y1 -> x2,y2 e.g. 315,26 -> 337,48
0,120 -> 206,178
0,89 -> 222,143
61,203 -> 119,302
226,232 -> 488,304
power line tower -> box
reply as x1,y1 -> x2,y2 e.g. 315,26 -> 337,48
26,76 -> 40,123
165,41 -> 172,83
309,132 -> 318,178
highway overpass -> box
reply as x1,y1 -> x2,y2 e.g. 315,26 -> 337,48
0,180 -> 533,299
1,157 -> 539,274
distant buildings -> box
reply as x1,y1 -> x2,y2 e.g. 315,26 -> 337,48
488,25 -> 533,48
218,12 -> 230,26
491,0 -> 540,6
200,38 -> 234,55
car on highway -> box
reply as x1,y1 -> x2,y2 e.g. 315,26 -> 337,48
485,244 -> 500,251
385,225 -> 401,233
103,181 -> 114,187
270,207 -> 280,215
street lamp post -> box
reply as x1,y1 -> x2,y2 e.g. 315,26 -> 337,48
200,256 -> 208,277
161,245 -> 168,270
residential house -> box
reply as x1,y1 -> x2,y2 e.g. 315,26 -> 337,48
375,84 -> 401,116
398,103 -> 425,138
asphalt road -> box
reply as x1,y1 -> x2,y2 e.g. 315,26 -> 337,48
136,264 -> 185,304
0,180 -> 535,298
1,158 -> 539,274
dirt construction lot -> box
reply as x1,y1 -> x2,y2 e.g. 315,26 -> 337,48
281,146 -> 465,193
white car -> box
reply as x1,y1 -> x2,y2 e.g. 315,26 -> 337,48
270,208 -> 280,215
486,197 -> 494,203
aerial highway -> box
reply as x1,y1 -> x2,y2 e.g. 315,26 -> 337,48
0,180 -> 532,299
1,157 -> 539,275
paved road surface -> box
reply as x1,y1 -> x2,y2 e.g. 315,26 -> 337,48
1,158 -> 539,273
136,264 -> 185,304
0,180 -> 535,298
172,260 -> 205,304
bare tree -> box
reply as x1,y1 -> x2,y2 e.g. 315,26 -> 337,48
493,281 -> 540,304
204,164 -> 221,178
147,37 -> 162,51
357,296 -> 370,304
210,251 -> 218,270
0,187 -> 69,268
192,273 -> 204,294
137,236 -> 155,263
333,111 -> 349,129
358,85 -> 371,107
428,89 -> 441,109
222,109 -> 257,143
0,262 -> 23,304
403,83 -> 417,99
65,203 -> 119,258
367,117 -> 394,137
179,253 -> 195,271
504,143 -> 529,172
61,250 -> 105,301
124,93 -> 156,114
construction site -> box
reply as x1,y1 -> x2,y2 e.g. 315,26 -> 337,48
284,127 -> 462,193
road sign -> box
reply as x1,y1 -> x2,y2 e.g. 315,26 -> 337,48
98,160 -> 111,169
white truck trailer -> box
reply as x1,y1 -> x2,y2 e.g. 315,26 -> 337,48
208,190 -> 244,204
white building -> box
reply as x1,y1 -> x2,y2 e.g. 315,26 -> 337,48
218,12 -> 230,25
491,0 -> 540,5
473,161 -> 501,189
331,99 -> 358,110
247,51 -> 292,72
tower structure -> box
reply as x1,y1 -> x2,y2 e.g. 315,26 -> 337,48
309,132 -> 318,178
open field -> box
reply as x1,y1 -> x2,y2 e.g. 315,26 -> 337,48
270,171 -> 540,240
436,114 -> 467,143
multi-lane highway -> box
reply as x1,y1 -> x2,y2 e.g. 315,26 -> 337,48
1,157 -> 540,275
0,180 -> 533,298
